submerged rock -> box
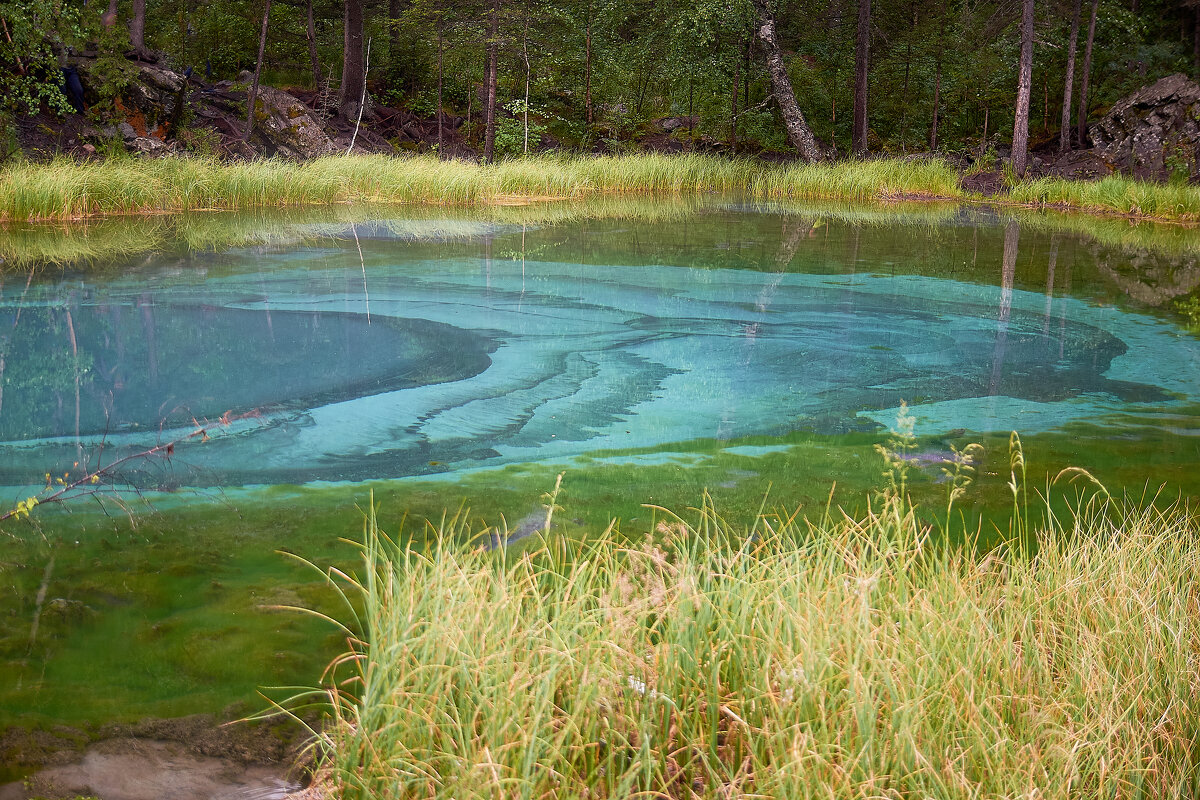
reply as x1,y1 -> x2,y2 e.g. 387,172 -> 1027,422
1088,73 -> 1200,182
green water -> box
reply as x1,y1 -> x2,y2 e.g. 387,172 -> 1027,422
1,198 -> 1198,738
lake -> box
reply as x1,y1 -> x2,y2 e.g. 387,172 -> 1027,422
1,197 -> 1198,749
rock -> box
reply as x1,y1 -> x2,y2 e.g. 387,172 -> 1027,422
961,170 -> 1006,197
130,64 -> 185,104
1043,149 -> 1113,181
40,598 -> 97,628
117,122 -> 137,140
1088,73 -> 1200,182
654,116 -> 698,133
247,85 -> 336,159
130,136 -> 168,154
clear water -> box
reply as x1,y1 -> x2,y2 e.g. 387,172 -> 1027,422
2,200 -> 1199,740
2,206 -> 1198,490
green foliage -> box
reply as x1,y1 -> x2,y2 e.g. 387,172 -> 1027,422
1175,293 -> 1200,327
493,99 -> 549,158
177,125 -> 223,157
0,0 -> 88,116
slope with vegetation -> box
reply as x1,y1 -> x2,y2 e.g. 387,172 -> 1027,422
2,0 -> 1200,173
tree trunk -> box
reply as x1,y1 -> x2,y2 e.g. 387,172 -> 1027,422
899,8 -> 913,150
584,9 -> 592,125
437,24 -> 444,155
101,0 -> 119,29
930,53 -> 941,150
852,0 -> 870,155
483,0 -> 500,163
1076,0 -> 1098,146
130,0 -> 147,56
522,18 -> 530,155
338,0 -> 366,120
245,0 -> 271,140
389,0 -> 402,71
744,31 -> 751,111
1011,0 -> 1034,178
730,41 -> 740,152
1060,0 -> 1080,151
1194,4 -> 1199,80
751,0 -> 822,162
306,0 -> 321,89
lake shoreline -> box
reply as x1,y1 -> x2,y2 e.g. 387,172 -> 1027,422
0,710 -> 311,793
4,153 -> 1200,226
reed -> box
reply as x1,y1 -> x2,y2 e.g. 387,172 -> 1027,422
1008,173 -> 1200,223
8,154 -> 1200,224
0,154 -> 965,222
298,490 -> 1200,800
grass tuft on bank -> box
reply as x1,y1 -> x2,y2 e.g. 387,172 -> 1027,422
303,492 -> 1200,800
1008,173 -> 1200,221
0,154 -> 967,221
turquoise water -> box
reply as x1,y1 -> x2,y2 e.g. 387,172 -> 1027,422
2,202 -> 1200,738
2,210 -> 1197,490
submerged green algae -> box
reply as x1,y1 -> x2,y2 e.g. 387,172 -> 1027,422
3,419 -> 1198,730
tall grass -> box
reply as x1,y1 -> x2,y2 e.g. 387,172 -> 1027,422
7,154 -> 1200,224
1008,174 -> 1200,223
299,490 -> 1200,800
0,154 -> 965,222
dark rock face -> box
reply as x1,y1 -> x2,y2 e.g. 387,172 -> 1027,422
1042,149 -> 1113,181
1088,73 -> 1200,182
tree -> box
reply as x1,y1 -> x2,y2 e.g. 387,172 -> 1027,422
483,0 -> 500,162
1059,0 -> 1080,151
339,0 -> 366,119
1012,0 -> 1034,177
751,0 -> 822,162
390,0 -> 403,69
245,0 -> 272,139
852,0 -> 870,155
130,0 -> 147,57
1076,0 -> 1098,145
306,0 -> 321,89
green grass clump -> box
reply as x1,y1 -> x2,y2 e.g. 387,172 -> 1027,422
305,494 -> 1200,799
1009,174 -> 1200,222
0,154 -> 965,222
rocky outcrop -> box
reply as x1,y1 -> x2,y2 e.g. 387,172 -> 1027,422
59,57 -> 339,159
244,84 -> 336,159
1088,73 -> 1200,182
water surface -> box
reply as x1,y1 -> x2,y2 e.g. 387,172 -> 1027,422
1,198 -> 1198,740
2,204 -> 1197,489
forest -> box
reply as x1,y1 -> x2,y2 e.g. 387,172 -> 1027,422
2,0 -> 1199,168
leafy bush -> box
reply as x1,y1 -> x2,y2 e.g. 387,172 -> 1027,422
0,0 -> 87,116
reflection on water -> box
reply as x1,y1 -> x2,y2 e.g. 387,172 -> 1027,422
1,205 -> 1197,489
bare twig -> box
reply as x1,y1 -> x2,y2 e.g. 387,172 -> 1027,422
1,409 -> 261,526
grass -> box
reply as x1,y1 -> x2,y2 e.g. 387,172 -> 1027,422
1008,173 -> 1200,222
299,481 -> 1200,800
0,154 -> 965,222
4,152 -> 1200,227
